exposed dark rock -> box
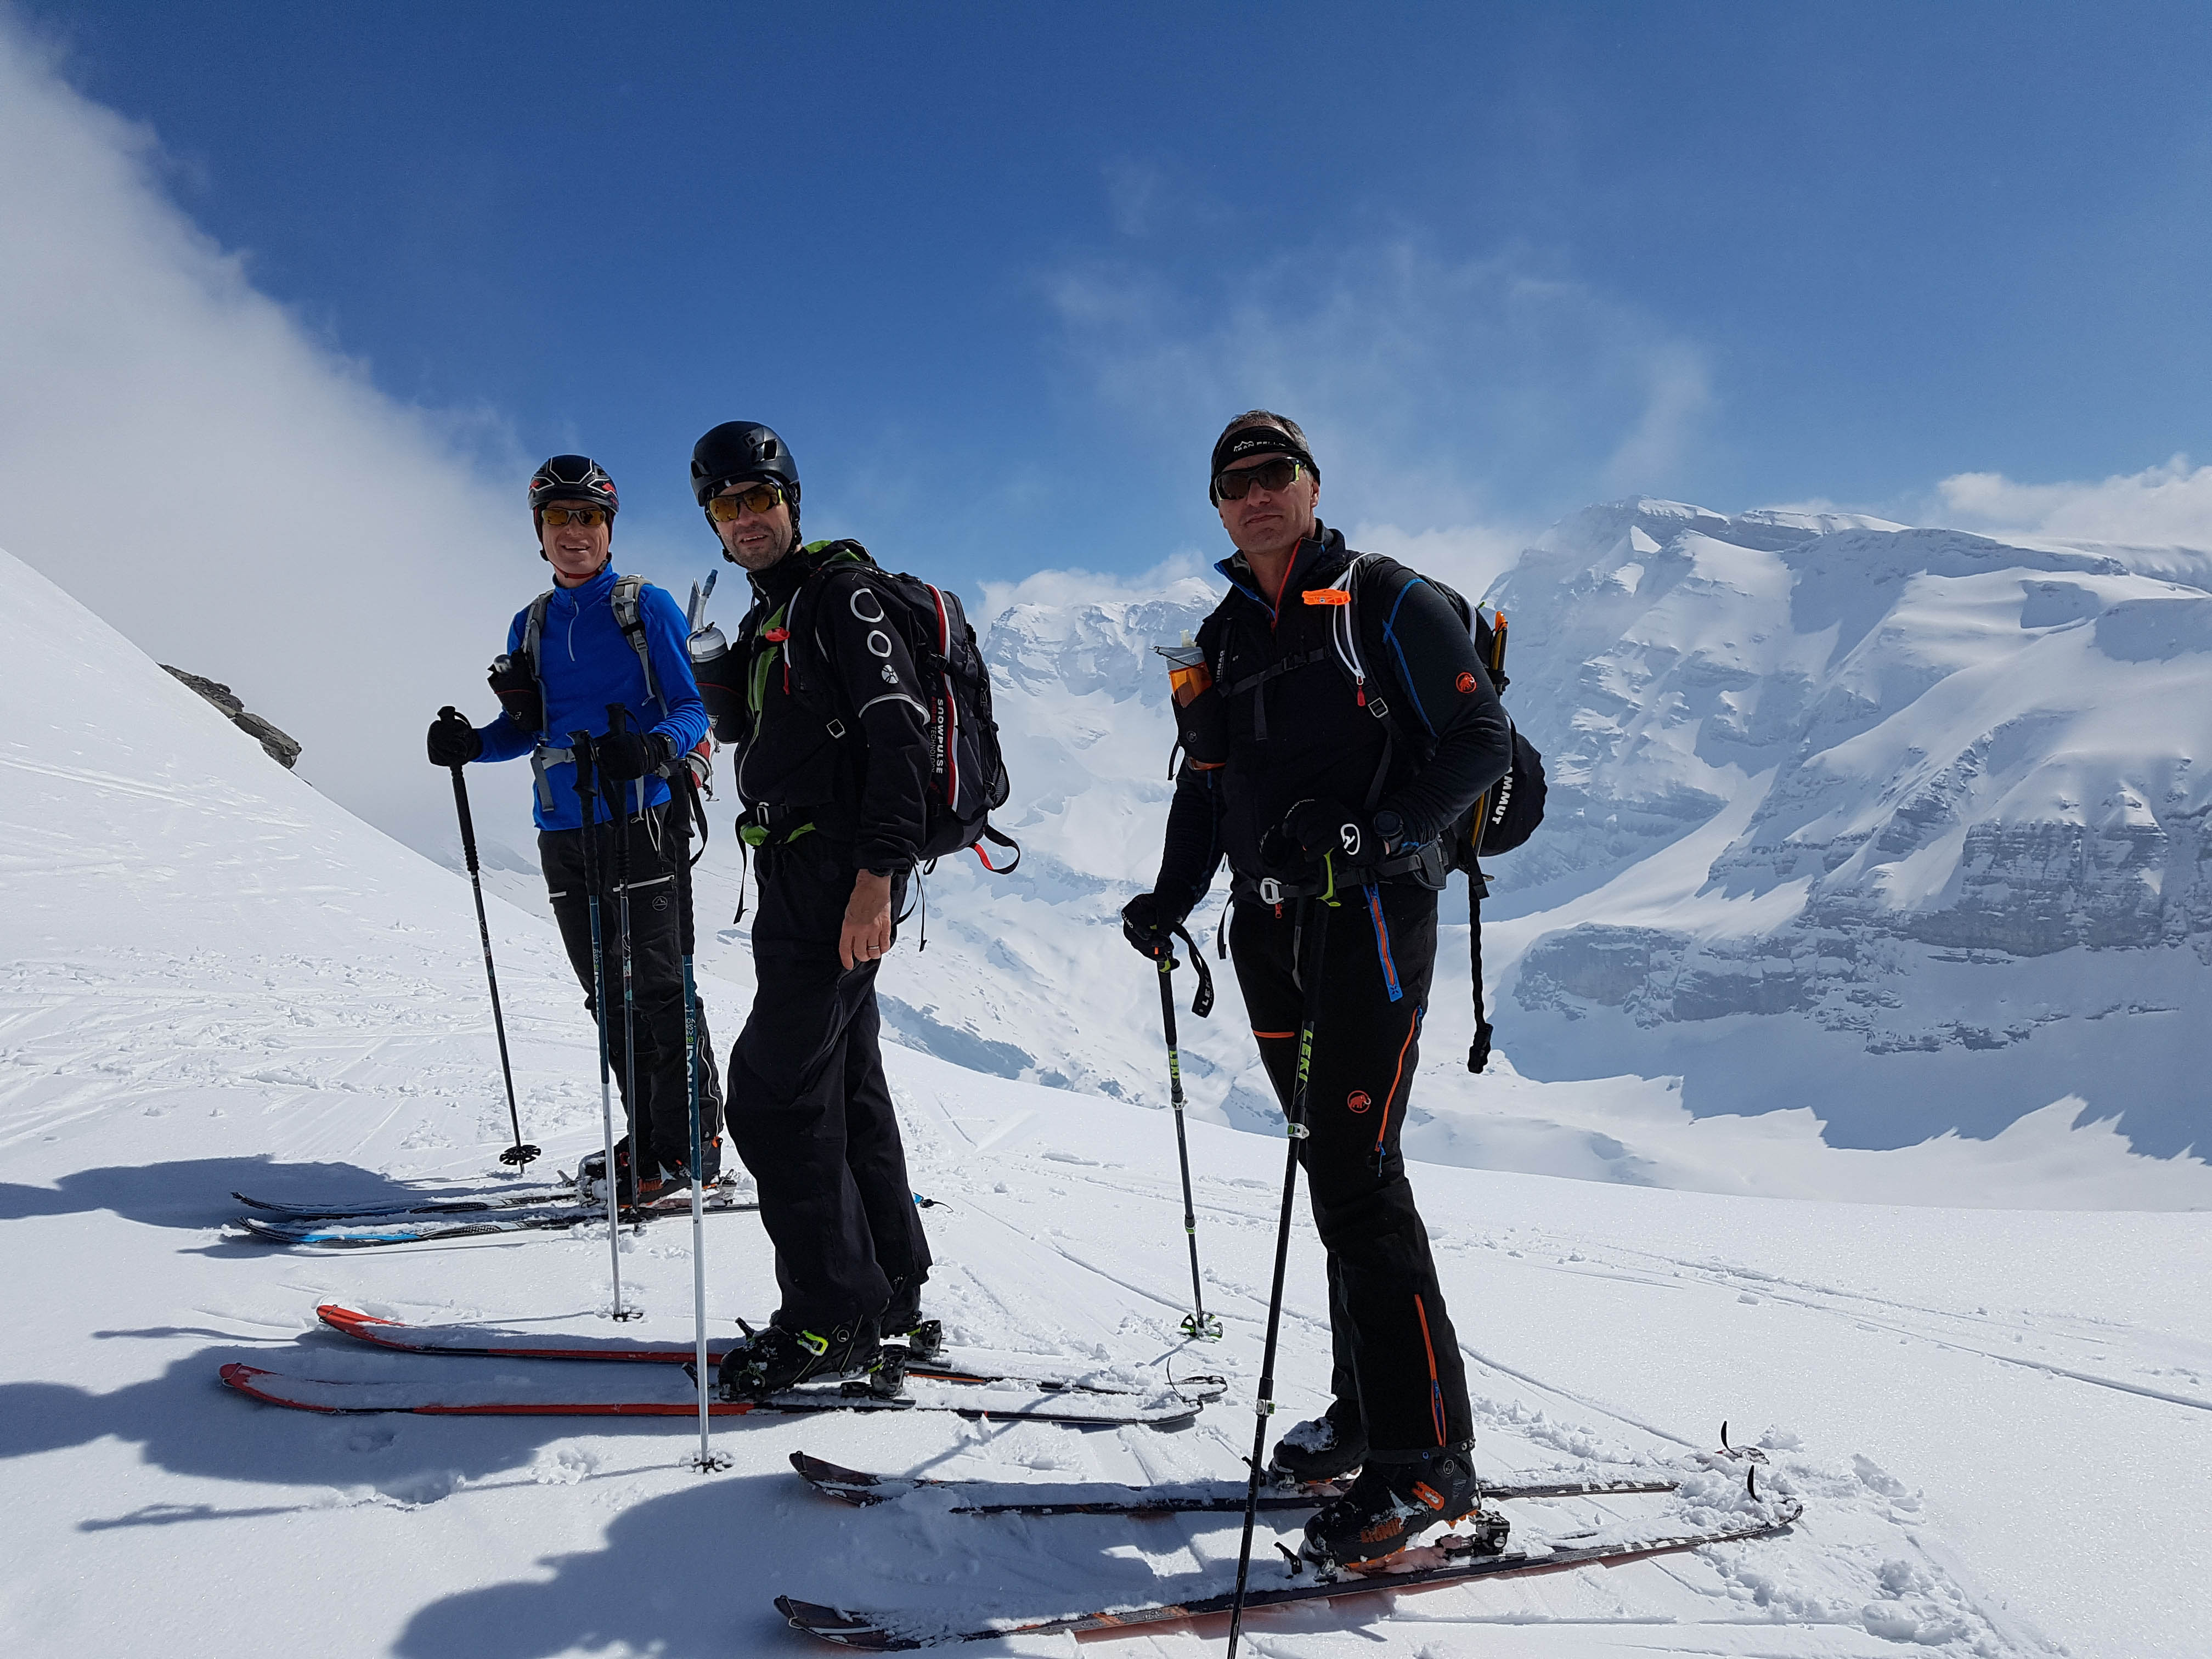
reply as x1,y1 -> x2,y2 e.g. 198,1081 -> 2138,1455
161,666 -> 302,768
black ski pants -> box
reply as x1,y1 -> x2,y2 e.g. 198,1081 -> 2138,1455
725,833 -> 931,1335
541,802 -> 724,1176
1229,881 -> 1474,1455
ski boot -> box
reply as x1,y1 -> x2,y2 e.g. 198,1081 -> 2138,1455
634,1136 -> 724,1209
1299,1440 -> 1485,1571
882,1306 -> 944,1363
1268,1396 -> 1369,1487
716,1316 -> 881,1403
881,1277 -> 943,1362
577,1138 -> 648,1206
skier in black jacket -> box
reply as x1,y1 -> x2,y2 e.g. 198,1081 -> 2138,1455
1122,411 -> 1511,1568
690,421 -> 934,1402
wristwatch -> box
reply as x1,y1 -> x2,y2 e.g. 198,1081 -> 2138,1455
1372,809 -> 1405,854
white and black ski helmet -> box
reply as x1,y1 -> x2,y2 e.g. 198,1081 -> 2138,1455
528,454 -> 619,517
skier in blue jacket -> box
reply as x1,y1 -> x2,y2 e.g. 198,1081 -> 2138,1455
427,454 -> 724,1200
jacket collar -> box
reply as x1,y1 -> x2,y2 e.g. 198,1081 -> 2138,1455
750,538 -> 842,606
1215,522 -> 1347,620
548,562 -> 617,610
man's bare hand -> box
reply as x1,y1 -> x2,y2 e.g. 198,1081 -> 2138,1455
839,870 -> 894,970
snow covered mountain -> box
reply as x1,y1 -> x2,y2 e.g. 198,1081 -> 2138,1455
668,504 -> 2208,1197
4,541 -> 2210,1659
1482,501 -> 2212,1158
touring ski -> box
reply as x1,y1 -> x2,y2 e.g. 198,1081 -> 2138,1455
231,1183 -> 585,1220
787,1451 -> 1677,1517
312,1305 -> 1226,1400
217,1362 -> 1210,1426
233,1190 -> 757,1248
774,1503 -> 1802,1649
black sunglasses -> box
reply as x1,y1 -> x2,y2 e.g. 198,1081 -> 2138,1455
1214,457 -> 1305,501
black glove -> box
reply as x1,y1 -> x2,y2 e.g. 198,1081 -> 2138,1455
594,726 -> 674,782
427,711 -> 483,768
1121,891 -> 1187,961
1265,798 -> 1392,868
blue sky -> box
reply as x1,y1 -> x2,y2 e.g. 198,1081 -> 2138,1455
36,0 -> 2212,593
7,2 -> 2212,854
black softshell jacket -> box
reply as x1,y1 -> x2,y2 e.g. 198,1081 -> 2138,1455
729,542 -> 932,874
1154,524 -> 1511,908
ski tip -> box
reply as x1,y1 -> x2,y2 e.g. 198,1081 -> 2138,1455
218,1362 -> 319,1412
316,1303 -> 396,1334
789,1451 -> 881,1488
775,1596 -> 907,1650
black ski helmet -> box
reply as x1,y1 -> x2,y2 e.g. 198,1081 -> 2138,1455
691,422 -> 802,548
529,454 -> 619,517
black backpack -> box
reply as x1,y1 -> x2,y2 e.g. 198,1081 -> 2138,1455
1319,555 -> 1547,870
783,542 -> 1020,871
1323,554 -> 1545,1072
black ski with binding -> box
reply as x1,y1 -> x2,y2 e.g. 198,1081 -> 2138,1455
232,1185 -> 579,1220
788,1451 -> 1676,1517
234,1186 -> 756,1248
775,1502 -> 1801,1649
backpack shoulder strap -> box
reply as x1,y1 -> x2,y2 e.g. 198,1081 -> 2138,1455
522,589 -> 557,667
610,573 -> 664,712
791,542 -> 886,660
520,590 -> 558,741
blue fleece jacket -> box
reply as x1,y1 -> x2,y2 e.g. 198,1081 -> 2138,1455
472,564 -> 710,831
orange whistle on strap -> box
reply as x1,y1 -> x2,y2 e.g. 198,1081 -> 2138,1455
1302,589 -> 1351,606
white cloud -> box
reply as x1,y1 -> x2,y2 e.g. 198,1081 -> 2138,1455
975,552 -> 1207,628
1345,519 -> 1532,608
0,18 -> 540,860
1936,454 -> 2212,549
1598,340 -> 1713,496
1045,237 -> 1716,543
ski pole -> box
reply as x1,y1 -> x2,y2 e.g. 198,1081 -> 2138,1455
1465,610 -> 1510,1074
571,732 -> 636,1322
605,705 -> 642,1203
674,765 -> 726,1470
1155,924 -> 1220,1341
1226,884 -> 1334,1659
436,708 -> 538,1170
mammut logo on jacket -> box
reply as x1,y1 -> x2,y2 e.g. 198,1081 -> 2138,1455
1455,670 -> 1477,693
1346,1090 -> 1372,1114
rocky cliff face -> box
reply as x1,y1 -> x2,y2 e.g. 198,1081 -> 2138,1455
1485,503 -> 2212,1155
161,665 -> 303,767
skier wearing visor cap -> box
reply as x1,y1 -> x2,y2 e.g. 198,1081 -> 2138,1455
425,454 -> 724,1204
1122,411 -> 1513,1570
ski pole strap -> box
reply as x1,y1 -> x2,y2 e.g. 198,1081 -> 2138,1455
1467,868 -> 1494,1074
1171,924 -> 1215,1018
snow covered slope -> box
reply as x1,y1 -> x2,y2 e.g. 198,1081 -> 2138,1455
7,543 -> 2209,1659
1483,501 -> 2212,1158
